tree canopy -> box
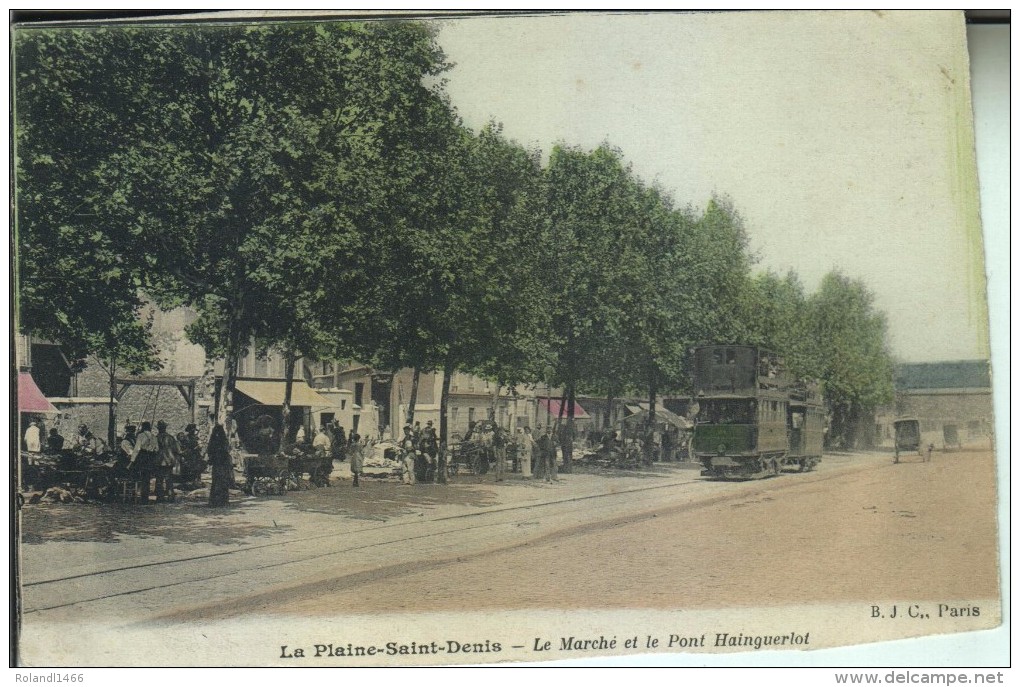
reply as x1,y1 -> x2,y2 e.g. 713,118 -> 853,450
15,18 -> 899,467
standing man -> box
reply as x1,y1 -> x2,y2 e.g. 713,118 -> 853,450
348,434 -> 364,487
399,425 -> 416,485
24,421 -> 41,453
661,427 -> 674,462
177,423 -> 201,472
492,426 -> 508,482
46,427 -> 65,453
118,424 -> 138,472
532,425 -> 545,480
130,421 -> 160,504
155,420 -> 180,503
419,420 -> 439,483
312,426 -> 332,457
537,426 -> 558,483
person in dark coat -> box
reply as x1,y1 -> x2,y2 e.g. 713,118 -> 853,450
208,424 -> 233,507
419,420 -> 439,483
130,421 -> 160,504
537,426 -> 558,483
46,428 -> 65,453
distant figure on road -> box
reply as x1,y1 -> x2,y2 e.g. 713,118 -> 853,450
532,426 -> 546,480
492,426 -> 508,482
537,426 -> 558,483
399,425 -> 416,485
518,427 -> 534,478
349,434 -> 364,487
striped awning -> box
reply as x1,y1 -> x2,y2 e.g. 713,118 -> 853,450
18,373 -> 57,414
537,397 -> 590,419
235,379 -> 333,407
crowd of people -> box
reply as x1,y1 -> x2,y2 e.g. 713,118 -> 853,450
448,421 -> 561,483
111,420 -> 205,504
19,416 -> 208,505
26,410 -> 672,506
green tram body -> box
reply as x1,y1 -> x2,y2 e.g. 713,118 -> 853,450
692,345 -> 823,479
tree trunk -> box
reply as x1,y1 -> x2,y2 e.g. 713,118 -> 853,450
490,383 -> 502,422
645,374 -> 658,465
212,302 -> 244,505
107,356 -> 118,449
561,380 -> 575,474
281,350 -> 297,449
405,368 -> 420,426
605,390 -> 614,433
438,365 -> 452,485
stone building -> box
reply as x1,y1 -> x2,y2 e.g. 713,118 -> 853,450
875,360 -> 994,450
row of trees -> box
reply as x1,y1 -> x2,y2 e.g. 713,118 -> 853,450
14,21 -> 895,498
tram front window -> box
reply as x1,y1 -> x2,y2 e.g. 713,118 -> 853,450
698,400 -> 755,424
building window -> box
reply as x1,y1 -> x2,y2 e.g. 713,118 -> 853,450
253,356 -> 269,378
468,407 -> 475,424
341,400 -> 346,410
451,408 -> 459,426
354,382 -> 364,407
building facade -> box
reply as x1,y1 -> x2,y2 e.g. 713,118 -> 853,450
875,360 -> 994,450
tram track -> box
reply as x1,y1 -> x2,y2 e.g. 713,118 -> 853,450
22,455 -> 886,619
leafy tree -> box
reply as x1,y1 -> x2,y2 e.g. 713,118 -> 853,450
14,21 -> 458,501
742,270 -> 820,379
541,145 -> 643,470
459,125 -> 553,393
808,271 -> 895,447
14,28 -> 163,444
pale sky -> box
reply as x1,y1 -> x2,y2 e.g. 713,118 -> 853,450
434,11 -> 989,363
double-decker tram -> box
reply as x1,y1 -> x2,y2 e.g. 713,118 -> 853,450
787,381 -> 825,472
691,345 -> 823,479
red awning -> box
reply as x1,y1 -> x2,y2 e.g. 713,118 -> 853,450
18,372 -> 58,414
537,397 -> 590,419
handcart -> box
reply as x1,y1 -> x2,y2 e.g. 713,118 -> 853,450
244,453 -> 291,496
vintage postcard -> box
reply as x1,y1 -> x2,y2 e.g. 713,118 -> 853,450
12,10 -> 1003,668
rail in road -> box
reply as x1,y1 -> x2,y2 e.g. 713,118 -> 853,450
22,453 -> 888,622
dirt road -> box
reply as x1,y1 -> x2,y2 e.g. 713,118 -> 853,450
179,448 -> 1001,618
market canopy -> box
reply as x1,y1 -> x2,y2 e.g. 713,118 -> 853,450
18,372 -> 57,414
618,406 -> 692,429
537,397 -> 590,419
235,379 -> 333,407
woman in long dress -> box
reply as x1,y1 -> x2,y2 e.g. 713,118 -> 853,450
208,424 -> 233,507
